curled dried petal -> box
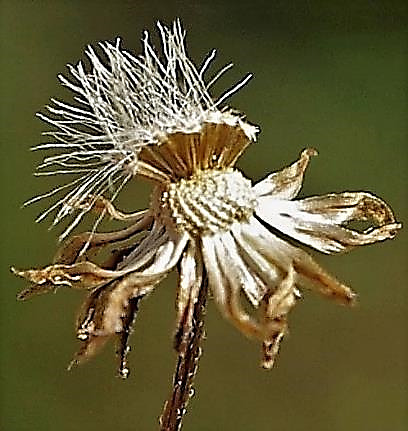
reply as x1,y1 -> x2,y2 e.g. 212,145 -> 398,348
174,242 -> 203,353
68,230 -> 189,372
71,274 -> 152,371
253,148 -> 317,200
240,217 -> 357,305
12,262 -> 119,294
256,191 -> 402,254
54,210 -> 152,264
202,232 -> 284,341
260,265 -> 299,369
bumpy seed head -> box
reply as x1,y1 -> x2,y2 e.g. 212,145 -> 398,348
158,169 -> 256,236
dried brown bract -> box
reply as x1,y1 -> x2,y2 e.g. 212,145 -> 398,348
13,19 -> 401,430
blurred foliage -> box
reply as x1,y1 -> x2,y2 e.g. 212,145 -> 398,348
1,1 -> 407,430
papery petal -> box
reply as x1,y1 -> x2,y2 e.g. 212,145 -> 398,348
71,230 -> 189,370
12,262 -> 120,300
217,230 -> 267,306
260,266 -> 299,369
13,221 -> 187,301
174,241 -> 203,352
116,295 -> 143,378
256,192 -> 402,254
73,231 -> 189,344
240,217 -> 356,305
117,221 -> 189,274
231,223 -> 286,289
201,234 -> 227,306
202,232 -> 270,339
54,209 -> 152,264
70,275 -> 152,370
253,148 -> 317,200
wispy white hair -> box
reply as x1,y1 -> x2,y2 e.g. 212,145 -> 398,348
28,19 -> 255,239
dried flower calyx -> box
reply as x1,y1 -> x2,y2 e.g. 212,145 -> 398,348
14,20 -> 401,377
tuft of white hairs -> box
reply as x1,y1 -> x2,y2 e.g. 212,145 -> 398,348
29,19 -> 256,239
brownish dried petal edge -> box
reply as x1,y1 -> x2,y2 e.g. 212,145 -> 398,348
255,149 -> 402,254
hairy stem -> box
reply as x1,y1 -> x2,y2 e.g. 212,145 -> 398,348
159,279 -> 208,431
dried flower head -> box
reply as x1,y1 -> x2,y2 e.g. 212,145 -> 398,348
14,19 -> 401,387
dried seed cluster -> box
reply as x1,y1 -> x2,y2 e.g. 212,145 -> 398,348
159,169 -> 256,235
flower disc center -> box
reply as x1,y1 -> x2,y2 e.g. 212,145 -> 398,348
159,169 -> 256,235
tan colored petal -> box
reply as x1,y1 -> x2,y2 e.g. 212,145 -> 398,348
12,262 -> 120,299
174,241 -> 203,353
202,232 -> 259,337
116,295 -> 143,379
69,285 -> 146,375
231,223 -> 287,289
68,228 -> 188,372
72,233 -> 189,344
71,194 -> 149,222
256,191 -> 401,254
201,235 -> 227,305
261,266 -> 300,370
240,217 -> 356,305
110,221 -> 189,275
69,236 -> 187,372
253,148 -> 317,200
201,232 -> 281,340
231,222 -> 301,368
75,278 -> 145,341
54,209 -> 152,264
68,335 -> 110,372
260,265 -> 299,369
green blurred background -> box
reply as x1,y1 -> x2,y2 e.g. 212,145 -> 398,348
1,1 -> 407,430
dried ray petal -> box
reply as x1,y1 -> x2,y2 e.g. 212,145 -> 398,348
218,231 -> 266,306
231,223 -> 285,289
69,229 -> 188,371
72,275 -> 157,368
202,233 -> 281,340
253,148 -> 317,200
230,223 -> 301,368
12,262 -> 119,293
71,275 -> 146,375
123,231 -> 189,276
14,223 -> 184,302
260,265 -> 299,369
213,235 -> 271,339
262,265 -> 298,320
68,334 -> 110,371
74,237 -> 189,344
174,242 -> 203,353
15,281 -> 56,301
54,210 -> 152,264
256,191 -> 401,254
116,295 -> 144,379
72,195 -> 149,222
114,221 -> 171,272
201,235 -> 225,302
261,332 -> 285,370
241,217 -> 356,305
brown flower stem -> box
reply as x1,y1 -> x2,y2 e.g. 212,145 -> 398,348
159,279 -> 208,431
